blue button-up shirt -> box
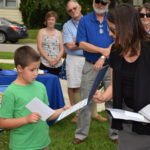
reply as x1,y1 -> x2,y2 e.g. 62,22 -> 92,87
76,12 -> 113,62
63,19 -> 83,56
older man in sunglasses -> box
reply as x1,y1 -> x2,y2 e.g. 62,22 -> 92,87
73,0 -> 118,144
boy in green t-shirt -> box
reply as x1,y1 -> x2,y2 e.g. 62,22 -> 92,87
0,46 -> 70,150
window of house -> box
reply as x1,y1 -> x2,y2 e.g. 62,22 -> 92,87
6,0 -> 16,7
0,0 -> 16,8
0,0 -> 3,8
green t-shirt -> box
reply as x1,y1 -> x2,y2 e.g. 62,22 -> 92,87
0,81 -> 50,150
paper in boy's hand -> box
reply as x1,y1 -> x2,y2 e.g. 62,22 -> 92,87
26,97 -> 55,121
56,98 -> 88,122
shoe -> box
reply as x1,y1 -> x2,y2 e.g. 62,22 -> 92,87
71,116 -> 78,123
112,138 -> 118,144
92,115 -> 107,122
72,138 -> 84,144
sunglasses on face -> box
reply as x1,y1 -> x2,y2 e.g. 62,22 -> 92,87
95,0 -> 107,5
67,6 -> 78,13
139,13 -> 150,18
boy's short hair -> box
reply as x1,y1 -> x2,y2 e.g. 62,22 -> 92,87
14,46 -> 40,68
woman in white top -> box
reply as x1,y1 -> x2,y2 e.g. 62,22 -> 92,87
37,11 -> 64,76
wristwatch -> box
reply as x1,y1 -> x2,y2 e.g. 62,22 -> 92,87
101,56 -> 106,59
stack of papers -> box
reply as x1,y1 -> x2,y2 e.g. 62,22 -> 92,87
139,104 -> 150,121
38,69 -> 44,75
107,108 -> 150,123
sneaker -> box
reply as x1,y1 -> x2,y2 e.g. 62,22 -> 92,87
72,138 -> 84,144
71,116 -> 78,123
92,115 -> 107,122
112,138 -> 118,144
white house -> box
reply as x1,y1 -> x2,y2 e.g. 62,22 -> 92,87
0,0 -> 22,24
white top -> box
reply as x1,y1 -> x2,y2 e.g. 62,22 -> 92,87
41,30 -> 62,68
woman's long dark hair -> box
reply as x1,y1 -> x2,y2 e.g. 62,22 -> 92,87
108,3 -> 150,57
138,3 -> 150,12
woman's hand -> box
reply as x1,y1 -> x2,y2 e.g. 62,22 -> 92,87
48,58 -> 57,66
101,43 -> 113,58
48,57 -> 60,66
93,90 -> 105,103
93,58 -> 105,71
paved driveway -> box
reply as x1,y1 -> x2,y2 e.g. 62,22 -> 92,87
0,43 -> 37,52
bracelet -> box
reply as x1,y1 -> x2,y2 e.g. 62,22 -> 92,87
101,56 -> 106,59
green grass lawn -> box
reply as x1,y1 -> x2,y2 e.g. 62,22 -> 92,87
19,29 -> 38,44
0,52 -> 14,59
0,52 -> 15,69
0,63 -> 14,70
0,113 -> 117,150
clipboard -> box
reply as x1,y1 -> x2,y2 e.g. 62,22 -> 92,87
87,65 -> 109,104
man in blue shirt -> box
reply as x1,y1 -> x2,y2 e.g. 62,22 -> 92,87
73,0 -> 118,144
63,0 -> 85,122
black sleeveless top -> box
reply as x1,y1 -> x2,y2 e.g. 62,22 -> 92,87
121,57 -> 139,109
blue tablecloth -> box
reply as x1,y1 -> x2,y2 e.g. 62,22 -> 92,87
0,73 -> 65,109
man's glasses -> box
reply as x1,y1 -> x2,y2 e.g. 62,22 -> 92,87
139,13 -> 150,18
67,6 -> 78,13
95,0 -> 107,6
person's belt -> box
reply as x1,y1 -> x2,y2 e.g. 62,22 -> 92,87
86,58 -> 109,67
85,58 -> 96,64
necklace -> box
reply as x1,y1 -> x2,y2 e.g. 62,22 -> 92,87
71,20 -> 78,29
99,23 -> 104,34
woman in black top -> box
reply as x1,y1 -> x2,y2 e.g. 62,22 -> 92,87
93,3 -> 150,150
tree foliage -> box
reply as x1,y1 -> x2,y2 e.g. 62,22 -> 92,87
19,0 -> 145,29
20,0 -> 94,29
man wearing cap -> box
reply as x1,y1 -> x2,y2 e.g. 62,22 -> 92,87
73,0 -> 118,144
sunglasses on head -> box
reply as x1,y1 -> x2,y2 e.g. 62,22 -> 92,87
95,0 -> 107,5
139,13 -> 150,18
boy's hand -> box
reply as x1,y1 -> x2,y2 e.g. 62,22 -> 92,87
26,112 -> 41,123
63,105 -> 72,110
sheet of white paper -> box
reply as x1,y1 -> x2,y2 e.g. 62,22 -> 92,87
56,98 -> 88,122
107,108 -> 150,123
26,97 -> 55,121
139,104 -> 150,120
